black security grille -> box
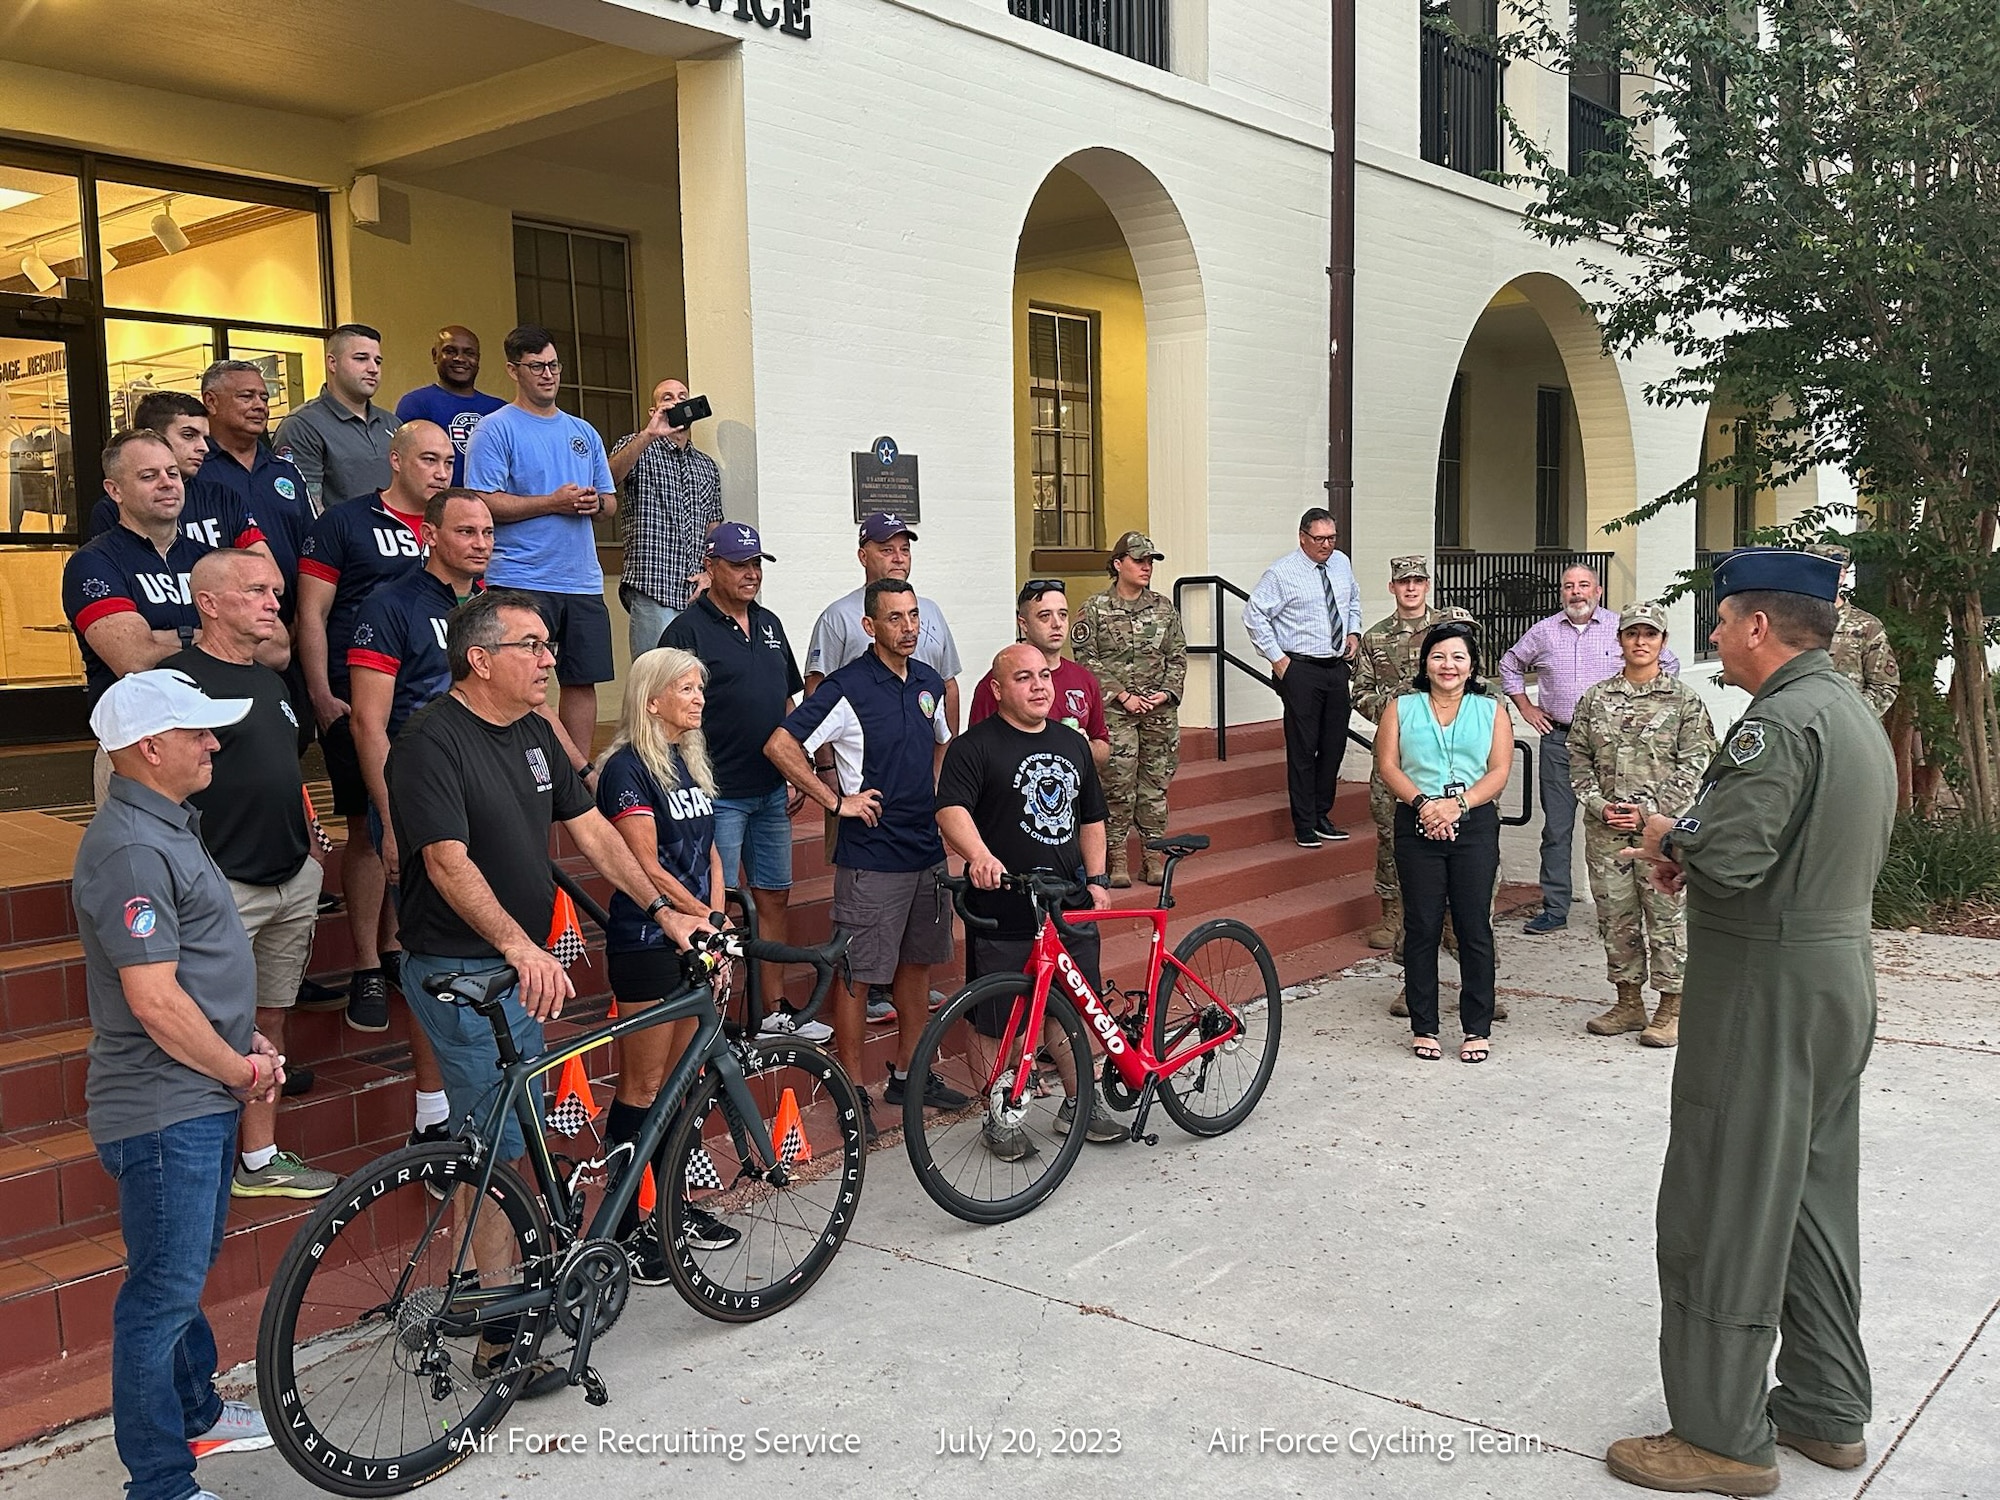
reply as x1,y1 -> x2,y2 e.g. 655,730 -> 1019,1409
1420,22 -> 1504,178
1568,92 -> 1624,176
1433,551 -> 1615,662
1009,0 -> 1170,70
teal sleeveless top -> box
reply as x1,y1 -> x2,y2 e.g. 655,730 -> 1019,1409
1395,692 -> 1497,796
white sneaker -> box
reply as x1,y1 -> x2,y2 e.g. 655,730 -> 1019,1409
190,1399 -> 272,1457
759,1009 -> 834,1044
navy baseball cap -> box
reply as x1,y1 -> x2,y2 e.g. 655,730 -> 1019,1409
705,522 -> 775,562
1712,547 -> 1841,604
858,511 -> 918,544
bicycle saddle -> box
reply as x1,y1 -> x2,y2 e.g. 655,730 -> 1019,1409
423,967 -> 517,1011
1144,834 -> 1210,856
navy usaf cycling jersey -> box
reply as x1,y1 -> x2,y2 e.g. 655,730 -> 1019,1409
299,493 -> 428,693
87,484 -> 263,554
348,568 -> 474,738
781,649 -> 951,872
62,524 -> 213,705
188,445 -> 314,602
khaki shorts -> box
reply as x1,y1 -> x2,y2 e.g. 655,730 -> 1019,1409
831,863 -> 953,986
227,858 -> 325,1010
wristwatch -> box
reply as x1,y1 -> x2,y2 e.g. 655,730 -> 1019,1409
644,895 -> 674,921
1411,793 -> 1431,811
1085,874 -> 1111,889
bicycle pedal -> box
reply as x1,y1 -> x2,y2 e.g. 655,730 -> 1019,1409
1141,1133 -> 1159,1147
580,1365 -> 610,1406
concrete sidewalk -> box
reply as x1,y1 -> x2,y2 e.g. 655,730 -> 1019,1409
4,907 -> 1994,1500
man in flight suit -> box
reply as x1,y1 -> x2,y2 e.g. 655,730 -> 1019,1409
1610,548 -> 1896,1495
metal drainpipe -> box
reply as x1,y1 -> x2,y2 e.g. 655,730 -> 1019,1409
1328,0 -> 1357,544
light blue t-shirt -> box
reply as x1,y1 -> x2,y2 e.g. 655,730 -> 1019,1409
1395,692 -> 1498,796
463,403 -> 614,593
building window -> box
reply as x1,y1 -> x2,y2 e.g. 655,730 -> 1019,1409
1027,307 -> 1099,551
1435,374 -> 1465,550
513,221 -> 638,447
1421,0 -> 1504,178
1008,0 -> 1170,70
1535,386 -> 1566,549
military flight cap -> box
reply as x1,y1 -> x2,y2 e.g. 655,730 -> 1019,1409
1805,541 -> 1853,566
1390,555 -> 1430,581
858,510 -> 918,544
1110,530 -> 1164,562
1618,600 -> 1670,634
705,522 -> 775,562
1713,547 -> 1842,603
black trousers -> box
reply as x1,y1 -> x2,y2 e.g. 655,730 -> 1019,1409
1394,802 -> 1500,1038
1278,655 -> 1351,835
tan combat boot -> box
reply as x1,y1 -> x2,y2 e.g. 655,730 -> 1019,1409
1108,847 -> 1131,889
1141,850 -> 1166,886
1605,1432 -> 1778,1495
1640,992 -> 1681,1048
1587,981 -> 1649,1036
1367,895 -> 1399,949
1389,987 -> 1409,1018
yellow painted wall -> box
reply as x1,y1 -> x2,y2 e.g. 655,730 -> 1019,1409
1011,257 -> 1149,610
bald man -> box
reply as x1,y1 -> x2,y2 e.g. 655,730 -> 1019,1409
395,325 -> 506,487
295,420 -> 454,1038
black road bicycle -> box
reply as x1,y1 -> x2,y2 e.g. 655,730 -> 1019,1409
257,885 -> 861,1496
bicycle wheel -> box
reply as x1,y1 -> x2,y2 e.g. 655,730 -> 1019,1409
903,974 -> 1093,1224
1150,918 -> 1283,1137
657,1037 -> 865,1322
257,1142 -> 553,1497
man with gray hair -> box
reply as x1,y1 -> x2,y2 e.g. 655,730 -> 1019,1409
1499,563 -> 1680,934
192,359 -> 311,596
273,323 -> 401,508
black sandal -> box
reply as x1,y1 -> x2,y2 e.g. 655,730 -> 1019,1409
1412,1038 -> 1442,1061
1459,1038 -> 1490,1064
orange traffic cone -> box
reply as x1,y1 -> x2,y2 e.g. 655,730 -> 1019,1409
637,1164 -> 657,1217
772,1087 -> 811,1165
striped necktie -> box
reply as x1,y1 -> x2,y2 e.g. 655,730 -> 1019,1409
1317,561 -> 1336,643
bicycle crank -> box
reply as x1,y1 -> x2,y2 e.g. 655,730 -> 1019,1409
554,1239 -> 631,1339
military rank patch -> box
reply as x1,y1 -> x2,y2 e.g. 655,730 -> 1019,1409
1673,816 -> 1700,834
1727,722 -> 1767,766
1070,621 -> 1092,645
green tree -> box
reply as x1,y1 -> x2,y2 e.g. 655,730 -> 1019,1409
1497,0 -> 2000,816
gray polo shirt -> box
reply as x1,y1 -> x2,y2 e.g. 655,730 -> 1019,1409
74,774 -> 257,1146
804,586 -> 963,681
272,386 -> 400,508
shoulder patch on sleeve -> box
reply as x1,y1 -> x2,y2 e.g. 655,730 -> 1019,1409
1726,721 -> 1767,766
1069,620 -> 1091,646
1672,816 -> 1701,835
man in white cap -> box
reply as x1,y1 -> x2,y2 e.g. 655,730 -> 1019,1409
73,669 -> 284,1500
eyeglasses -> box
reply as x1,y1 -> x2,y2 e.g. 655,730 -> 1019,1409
1302,531 -> 1338,544
513,359 -> 562,376
479,638 -> 559,660
1018,579 -> 1066,603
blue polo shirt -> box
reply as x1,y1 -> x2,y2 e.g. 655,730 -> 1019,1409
349,567 -> 474,738
299,494 -> 428,694
189,443 -> 313,601
394,384 -> 506,487
463,403 -> 612,594
62,524 -> 211,705
87,484 -> 262,554
782,650 -> 951,873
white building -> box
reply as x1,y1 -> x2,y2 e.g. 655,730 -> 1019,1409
0,0 -> 1820,741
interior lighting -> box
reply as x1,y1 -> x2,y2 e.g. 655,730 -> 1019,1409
19,251 -> 58,292
0,188 -> 42,213
150,204 -> 189,255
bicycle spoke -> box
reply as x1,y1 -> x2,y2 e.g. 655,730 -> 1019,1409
1151,921 -> 1283,1137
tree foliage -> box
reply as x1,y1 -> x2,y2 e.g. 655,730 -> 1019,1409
1497,0 -> 2000,816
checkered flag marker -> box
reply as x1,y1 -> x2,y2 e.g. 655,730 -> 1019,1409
546,889 -> 586,968
772,1087 -> 811,1165
544,1094 -> 593,1137
302,787 -> 335,856
780,1121 -> 804,1165
684,1147 -> 723,1192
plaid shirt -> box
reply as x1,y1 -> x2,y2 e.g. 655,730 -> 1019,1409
612,434 -> 722,609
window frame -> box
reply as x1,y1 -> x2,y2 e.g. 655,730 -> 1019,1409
1534,386 -> 1567,550
1435,372 -> 1466,551
1025,303 -> 1103,557
511,218 -> 641,454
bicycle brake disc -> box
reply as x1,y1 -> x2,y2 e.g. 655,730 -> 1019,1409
1101,1055 -> 1141,1110
554,1239 -> 631,1338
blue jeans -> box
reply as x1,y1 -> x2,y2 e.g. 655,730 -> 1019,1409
1537,730 -> 1576,919
98,1109 -> 238,1500
399,950 -> 544,1160
713,785 -> 794,891
620,586 -> 677,663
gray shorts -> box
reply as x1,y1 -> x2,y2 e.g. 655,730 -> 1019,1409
831,863 -> 953,986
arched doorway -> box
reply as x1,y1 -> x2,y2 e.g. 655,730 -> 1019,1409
1428,271 -> 1636,649
1011,150 -> 1205,606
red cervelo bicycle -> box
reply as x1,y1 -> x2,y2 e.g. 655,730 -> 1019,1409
904,835 -> 1282,1222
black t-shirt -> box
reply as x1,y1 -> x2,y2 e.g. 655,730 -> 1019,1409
388,693 -> 593,957
164,648 -> 310,886
660,594 -> 803,799
935,715 -> 1106,938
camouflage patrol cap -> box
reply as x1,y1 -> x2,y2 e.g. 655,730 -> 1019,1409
1110,531 -> 1163,562
1441,605 -> 1477,625
1618,601 -> 1670,634
1805,541 -> 1852,567
1390,555 -> 1430,581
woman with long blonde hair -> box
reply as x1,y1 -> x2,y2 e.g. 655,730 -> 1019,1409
593,646 -> 733,1273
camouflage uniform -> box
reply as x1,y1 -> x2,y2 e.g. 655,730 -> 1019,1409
1806,543 -> 1900,720
1073,583 -> 1187,857
1568,666 -> 1719,991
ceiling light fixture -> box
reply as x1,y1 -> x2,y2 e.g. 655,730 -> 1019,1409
150,202 -> 189,255
19,250 -> 59,292
0,187 -> 43,214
